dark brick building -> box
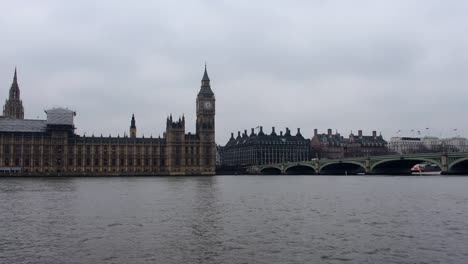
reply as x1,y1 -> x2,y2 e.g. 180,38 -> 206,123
311,129 -> 388,159
221,126 -> 310,166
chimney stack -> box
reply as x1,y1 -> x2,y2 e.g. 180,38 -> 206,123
372,131 -> 377,137
314,129 -> 318,136
297,128 -> 301,134
328,129 -> 332,136
358,130 -> 363,137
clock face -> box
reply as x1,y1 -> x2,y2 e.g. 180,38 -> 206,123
204,101 -> 212,110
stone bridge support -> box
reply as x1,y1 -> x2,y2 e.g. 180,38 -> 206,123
440,153 -> 448,174
365,159 -> 371,174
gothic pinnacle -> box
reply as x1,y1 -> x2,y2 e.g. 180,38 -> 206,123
202,63 -> 210,81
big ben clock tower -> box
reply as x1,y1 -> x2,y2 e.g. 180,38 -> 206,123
196,65 -> 216,175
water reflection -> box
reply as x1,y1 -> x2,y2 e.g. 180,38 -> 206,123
189,177 -> 223,263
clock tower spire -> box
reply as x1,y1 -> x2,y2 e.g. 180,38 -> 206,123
198,63 -> 214,96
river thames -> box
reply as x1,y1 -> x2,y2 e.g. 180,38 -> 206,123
1,175 -> 467,264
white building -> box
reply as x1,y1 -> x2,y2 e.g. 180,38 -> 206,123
444,137 -> 468,152
422,136 -> 442,152
389,137 -> 425,154
44,108 -> 76,126
389,136 -> 468,154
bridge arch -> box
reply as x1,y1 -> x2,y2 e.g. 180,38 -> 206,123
284,164 -> 316,175
448,157 -> 468,174
259,166 -> 282,175
319,161 -> 366,175
371,157 -> 441,175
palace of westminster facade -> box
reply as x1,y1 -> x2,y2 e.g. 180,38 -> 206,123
0,67 -> 216,176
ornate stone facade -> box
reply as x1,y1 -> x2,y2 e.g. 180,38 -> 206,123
2,68 -> 24,119
0,67 -> 216,176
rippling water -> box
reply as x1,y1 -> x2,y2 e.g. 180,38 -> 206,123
1,175 -> 468,264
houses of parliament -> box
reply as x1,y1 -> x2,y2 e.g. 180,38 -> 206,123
0,67 -> 216,176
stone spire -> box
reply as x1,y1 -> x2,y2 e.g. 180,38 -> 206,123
198,64 -> 214,96
10,67 -> 20,100
3,67 -> 24,119
202,63 -> 210,81
130,114 -> 136,138
130,114 -> 136,128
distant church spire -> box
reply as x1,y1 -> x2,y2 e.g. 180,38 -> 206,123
3,67 -> 24,119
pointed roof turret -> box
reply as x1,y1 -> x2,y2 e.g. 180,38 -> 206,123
9,67 -> 20,100
3,67 -> 24,119
258,126 -> 265,136
198,64 -> 214,96
270,127 -> 277,136
202,63 -> 210,81
296,128 -> 304,139
130,114 -> 136,128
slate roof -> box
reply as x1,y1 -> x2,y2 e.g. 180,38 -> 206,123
202,66 -> 210,81
73,135 -> 166,144
225,128 -> 309,147
350,135 -> 387,147
44,108 -> 75,115
315,134 -> 344,146
0,118 -> 47,132
198,86 -> 214,96
314,133 -> 387,147
198,66 -> 214,96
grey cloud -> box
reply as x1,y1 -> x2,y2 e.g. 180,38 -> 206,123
1,0 -> 468,144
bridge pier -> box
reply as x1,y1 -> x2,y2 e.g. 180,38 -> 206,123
440,153 -> 448,174
365,159 -> 371,174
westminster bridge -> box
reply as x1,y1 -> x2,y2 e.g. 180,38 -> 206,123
248,152 -> 468,175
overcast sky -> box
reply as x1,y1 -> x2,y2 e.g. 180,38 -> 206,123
1,0 -> 467,143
